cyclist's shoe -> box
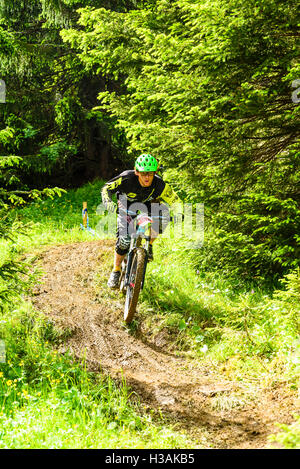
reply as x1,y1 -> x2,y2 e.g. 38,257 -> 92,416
107,270 -> 121,289
148,244 -> 154,261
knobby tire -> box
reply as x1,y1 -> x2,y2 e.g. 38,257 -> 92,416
124,247 -> 146,323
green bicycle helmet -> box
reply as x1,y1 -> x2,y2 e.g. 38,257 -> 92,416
135,153 -> 158,172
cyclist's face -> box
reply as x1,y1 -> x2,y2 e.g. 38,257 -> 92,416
136,171 -> 155,187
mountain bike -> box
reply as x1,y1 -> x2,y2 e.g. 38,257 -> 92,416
119,210 -> 168,323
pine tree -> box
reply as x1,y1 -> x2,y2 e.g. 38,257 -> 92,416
61,0 -> 300,279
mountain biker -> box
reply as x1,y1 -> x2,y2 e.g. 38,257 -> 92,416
101,153 -> 183,288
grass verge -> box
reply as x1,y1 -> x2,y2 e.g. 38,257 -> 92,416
0,301 -> 196,448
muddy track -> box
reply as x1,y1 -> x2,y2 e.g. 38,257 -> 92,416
31,240 -> 297,449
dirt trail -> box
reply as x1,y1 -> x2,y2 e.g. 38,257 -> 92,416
31,240 -> 297,449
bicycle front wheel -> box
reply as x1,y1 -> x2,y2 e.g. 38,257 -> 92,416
124,247 -> 146,323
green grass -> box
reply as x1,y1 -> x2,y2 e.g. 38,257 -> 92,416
0,302 -> 194,449
1,180 -> 299,448
0,180 -> 199,448
268,415 -> 300,449
10,178 -> 298,384
5,180 -> 107,252
138,236 -> 300,386
0,395 -> 190,449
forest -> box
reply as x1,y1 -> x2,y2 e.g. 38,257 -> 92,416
0,0 -> 299,450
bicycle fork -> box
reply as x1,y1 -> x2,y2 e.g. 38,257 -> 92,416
124,238 -> 149,290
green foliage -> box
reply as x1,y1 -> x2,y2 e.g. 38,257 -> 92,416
268,415 -> 300,449
0,0 -> 299,278
11,180 -> 298,380
0,0 -> 128,192
54,93 -> 84,134
187,189 -> 300,281
0,180 -> 298,447
274,268 -> 300,305
138,233 -> 300,386
1,0 -> 298,446
62,0 -> 300,279
0,181 -> 103,316
0,181 -> 195,448
0,303 -> 191,448
21,141 -> 79,175
13,179 -> 103,231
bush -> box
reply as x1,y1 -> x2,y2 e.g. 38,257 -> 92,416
269,415 -> 300,449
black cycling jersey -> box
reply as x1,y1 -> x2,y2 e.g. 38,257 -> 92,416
101,170 -> 181,209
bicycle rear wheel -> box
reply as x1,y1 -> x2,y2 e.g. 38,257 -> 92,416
124,247 -> 146,323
